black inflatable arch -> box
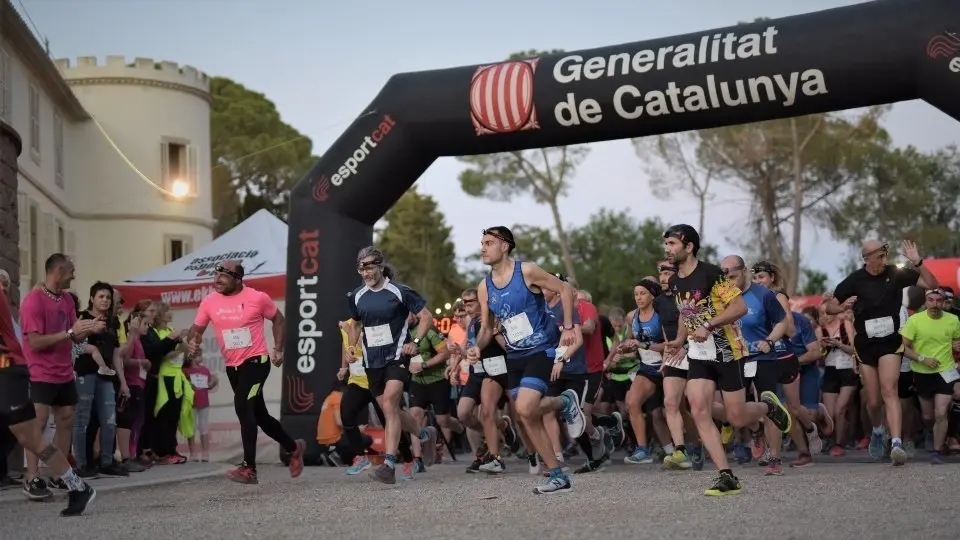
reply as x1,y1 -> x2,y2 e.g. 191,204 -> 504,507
281,0 -> 960,458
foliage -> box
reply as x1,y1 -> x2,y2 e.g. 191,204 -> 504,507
210,77 -> 316,234
796,268 -> 830,296
376,188 -> 464,308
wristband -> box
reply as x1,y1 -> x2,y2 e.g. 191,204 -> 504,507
702,321 -> 714,332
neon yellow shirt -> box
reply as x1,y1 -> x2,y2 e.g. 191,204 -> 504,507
900,311 -> 960,374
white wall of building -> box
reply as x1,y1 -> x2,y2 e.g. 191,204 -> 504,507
1,35 -> 215,302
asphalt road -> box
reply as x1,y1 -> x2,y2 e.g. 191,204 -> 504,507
2,455 -> 958,540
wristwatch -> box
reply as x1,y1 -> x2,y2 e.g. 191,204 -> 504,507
563,323 -> 574,330
918,355 -> 926,363
913,259 -> 924,268
66,329 -> 75,341
765,340 -> 775,350
413,337 -> 422,345
702,321 -> 714,332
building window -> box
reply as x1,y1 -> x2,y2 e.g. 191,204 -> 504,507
29,84 -> 40,161
54,113 -> 64,187
56,219 -> 65,253
0,48 -> 10,123
160,139 -> 199,197
29,203 -> 39,286
164,235 -> 193,264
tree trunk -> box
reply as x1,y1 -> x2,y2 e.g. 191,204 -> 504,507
548,199 -> 577,281
697,190 -> 707,243
788,118 -> 804,296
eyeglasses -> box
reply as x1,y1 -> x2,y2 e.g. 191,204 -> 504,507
357,260 -> 382,274
214,265 -> 242,280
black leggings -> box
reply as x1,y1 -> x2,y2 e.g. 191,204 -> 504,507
339,383 -> 414,462
228,356 -> 296,468
153,376 -> 183,457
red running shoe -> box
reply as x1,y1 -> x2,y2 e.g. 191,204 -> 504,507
227,463 -> 258,484
288,439 -> 306,478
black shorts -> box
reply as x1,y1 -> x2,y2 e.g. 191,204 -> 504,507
365,361 -> 411,398
604,378 -> 631,403
662,365 -> 688,380
898,371 -> 915,399
688,358 -> 744,393
30,379 -> 79,408
506,352 -> 553,397
460,370 -> 484,402
584,371 -> 603,406
547,373 -> 587,402
409,379 -> 452,416
913,372 -> 956,399
854,336 -> 902,368
632,370 -> 665,414
754,356 -> 801,394
822,366 -> 859,394
0,366 -> 37,427
116,385 -> 144,430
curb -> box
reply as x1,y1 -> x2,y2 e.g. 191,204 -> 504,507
0,465 -> 233,504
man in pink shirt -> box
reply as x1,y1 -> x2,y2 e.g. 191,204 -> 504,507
186,260 -> 304,485
20,254 -> 104,502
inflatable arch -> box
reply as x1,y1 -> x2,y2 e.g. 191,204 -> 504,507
281,0 -> 960,457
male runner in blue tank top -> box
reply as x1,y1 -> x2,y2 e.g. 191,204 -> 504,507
466,226 -> 585,495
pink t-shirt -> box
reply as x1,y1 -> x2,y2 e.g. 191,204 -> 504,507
183,365 -> 212,409
194,286 -> 277,368
21,289 -> 77,384
124,338 -> 147,388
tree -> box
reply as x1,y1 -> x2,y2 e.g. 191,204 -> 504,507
688,108 -> 888,295
633,131 -> 718,240
819,145 -> 960,258
210,77 -> 316,235
796,268 -> 830,296
457,49 -> 589,281
376,188 -> 464,308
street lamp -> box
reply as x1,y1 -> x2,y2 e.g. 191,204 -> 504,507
171,179 -> 190,198
444,302 -> 452,310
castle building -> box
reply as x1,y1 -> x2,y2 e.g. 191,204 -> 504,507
0,0 -> 212,305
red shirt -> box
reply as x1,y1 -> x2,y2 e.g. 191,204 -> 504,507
21,289 -> 77,383
0,287 -> 25,367
577,300 -> 604,373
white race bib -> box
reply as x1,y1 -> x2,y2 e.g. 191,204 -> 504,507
190,373 -> 209,389
639,348 -> 662,366
222,327 -> 253,350
473,362 -> 485,374
503,313 -> 534,343
864,316 -> 894,339
483,355 -> 507,376
687,335 -> 717,361
554,346 -> 569,361
901,356 -> 912,373
834,353 -> 854,370
940,367 -> 960,384
139,366 -> 147,380
349,361 -> 366,378
411,355 -> 424,365
364,324 -> 393,347
743,361 -> 758,379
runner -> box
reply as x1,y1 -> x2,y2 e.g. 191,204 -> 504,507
818,302 -> 858,456
340,247 -> 433,484
900,288 -> 960,464
448,295 -> 490,473
662,225 -> 791,496
1,271 -> 96,516
825,240 -> 937,465
468,226 -> 585,495
186,260 -> 305,484
338,318 -> 387,476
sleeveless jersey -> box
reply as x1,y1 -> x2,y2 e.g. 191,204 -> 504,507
485,262 -> 559,360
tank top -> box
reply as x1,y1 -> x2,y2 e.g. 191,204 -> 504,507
609,326 -> 637,377
183,365 -> 212,408
632,309 -> 664,371
772,291 -> 793,359
485,262 -> 558,359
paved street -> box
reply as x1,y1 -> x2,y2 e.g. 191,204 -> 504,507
1,453 -> 958,539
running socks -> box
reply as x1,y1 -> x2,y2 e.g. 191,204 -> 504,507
61,469 -> 85,492
385,454 -> 397,469
663,444 -> 675,454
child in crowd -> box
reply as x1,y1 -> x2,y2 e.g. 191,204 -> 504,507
184,351 -> 217,462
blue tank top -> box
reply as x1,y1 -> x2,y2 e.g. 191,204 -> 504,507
633,309 -> 663,371
485,262 -> 559,360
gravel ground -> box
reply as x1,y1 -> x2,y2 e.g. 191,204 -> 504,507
2,455 -> 958,540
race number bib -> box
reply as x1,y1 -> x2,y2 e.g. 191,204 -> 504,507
864,317 -> 894,339
364,324 -> 393,347
473,362 -> 485,374
639,348 -> 663,366
833,353 -> 854,370
628,366 -> 640,382
901,356 -> 911,373
503,313 -> 534,343
483,355 -> 507,376
687,334 -> 717,361
554,346 -> 569,362
743,361 -> 758,379
190,374 -> 209,389
940,367 -> 960,384
676,355 -> 689,371
411,355 -> 424,365
139,366 -> 148,380
349,361 -> 366,378
222,327 -> 253,350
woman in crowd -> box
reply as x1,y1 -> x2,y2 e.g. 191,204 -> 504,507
139,301 -> 188,464
116,301 -> 152,472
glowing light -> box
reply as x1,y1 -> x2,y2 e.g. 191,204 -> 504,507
434,308 -> 442,315
895,263 -> 905,269
171,179 -> 190,198
444,302 -> 452,310
456,297 -> 462,303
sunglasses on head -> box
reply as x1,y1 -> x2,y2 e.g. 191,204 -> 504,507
723,265 -> 745,276
482,228 -> 515,248
214,265 -> 242,280
862,243 -> 889,259
658,265 -> 677,274
751,262 -> 774,275
357,260 -> 382,273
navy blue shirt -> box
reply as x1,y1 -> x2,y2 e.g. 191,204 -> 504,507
790,312 -> 817,358
485,262 -> 559,360
348,279 -> 426,369
740,284 -> 786,361
549,301 -> 585,375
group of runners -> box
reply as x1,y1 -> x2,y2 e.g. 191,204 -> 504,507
335,224 -> 959,496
